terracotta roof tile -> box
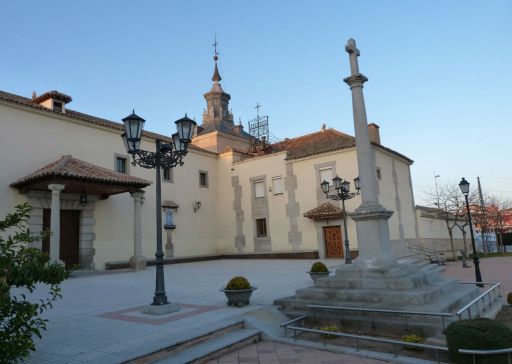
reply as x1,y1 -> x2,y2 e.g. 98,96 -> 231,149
304,202 -> 344,219
272,129 -> 355,159
11,155 -> 151,188
270,128 -> 412,163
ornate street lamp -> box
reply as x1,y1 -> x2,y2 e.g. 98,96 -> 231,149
321,176 -> 360,264
121,111 -> 196,307
459,177 -> 483,287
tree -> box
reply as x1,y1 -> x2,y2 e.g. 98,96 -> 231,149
486,196 -> 512,253
0,203 -> 68,363
426,183 -> 471,260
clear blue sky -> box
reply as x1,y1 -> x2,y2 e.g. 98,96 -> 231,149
1,1 -> 511,205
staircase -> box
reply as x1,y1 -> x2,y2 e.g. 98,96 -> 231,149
124,319 -> 260,364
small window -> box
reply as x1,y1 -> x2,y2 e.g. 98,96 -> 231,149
53,101 -> 63,112
319,167 -> 333,185
256,218 -> 267,237
272,177 -> 284,195
199,171 -> 208,188
376,167 -> 382,180
163,167 -> 173,182
254,180 -> 265,198
116,157 -> 127,174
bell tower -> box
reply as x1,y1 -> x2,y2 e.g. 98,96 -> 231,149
202,44 -> 233,124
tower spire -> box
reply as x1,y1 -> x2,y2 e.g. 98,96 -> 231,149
212,34 -> 221,82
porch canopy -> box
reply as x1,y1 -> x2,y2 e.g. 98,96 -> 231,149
303,202 -> 344,220
10,154 -> 151,197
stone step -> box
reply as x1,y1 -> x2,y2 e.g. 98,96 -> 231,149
154,328 -> 260,364
317,269 -> 447,290
305,278 -> 460,305
123,319 -> 259,364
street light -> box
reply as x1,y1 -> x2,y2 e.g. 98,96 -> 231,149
459,177 -> 484,287
122,111 -> 196,307
321,176 -> 360,264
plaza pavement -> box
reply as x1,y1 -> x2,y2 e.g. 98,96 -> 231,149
20,257 -> 511,364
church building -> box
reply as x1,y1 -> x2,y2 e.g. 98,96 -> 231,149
0,55 -> 422,270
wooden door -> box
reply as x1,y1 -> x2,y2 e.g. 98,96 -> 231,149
324,226 -> 344,258
42,209 -> 80,268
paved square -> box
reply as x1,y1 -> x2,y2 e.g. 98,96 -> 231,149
17,257 -> 511,363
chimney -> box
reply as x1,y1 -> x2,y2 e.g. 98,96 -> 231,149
32,90 -> 72,113
368,123 -> 380,144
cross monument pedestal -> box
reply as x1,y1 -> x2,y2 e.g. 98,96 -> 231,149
274,39 -> 497,336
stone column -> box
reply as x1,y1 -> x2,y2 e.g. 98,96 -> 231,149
129,191 -> 147,271
48,184 -> 65,264
343,39 -> 395,267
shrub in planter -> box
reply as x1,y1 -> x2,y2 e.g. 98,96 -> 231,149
446,318 -> 512,364
221,276 -> 256,307
310,261 -> 328,273
507,292 -> 512,305
308,262 -> 330,283
225,276 -> 251,290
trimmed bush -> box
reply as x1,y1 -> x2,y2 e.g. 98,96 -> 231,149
310,261 -> 328,273
225,276 -> 251,290
446,318 -> 512,364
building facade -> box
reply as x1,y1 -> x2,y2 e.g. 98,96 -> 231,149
1,59 -> 424,270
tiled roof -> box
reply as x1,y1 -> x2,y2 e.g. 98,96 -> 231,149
32,90 -> 72,104
0,90 -> 216,156
11,155 -> 151,188
303,202 -> 344,219
271,128 -> 413,163
272,129 -> 355,159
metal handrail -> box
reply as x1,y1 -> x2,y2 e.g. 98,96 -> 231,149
456,282 -> 501,319
459,347 -> 512,364
280,315 -> 307,328
307,304 -> 452,330
286,325 -> 448,362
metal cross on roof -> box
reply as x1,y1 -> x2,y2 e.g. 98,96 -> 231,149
255,102 -> 261,117
212,34 -> 219,58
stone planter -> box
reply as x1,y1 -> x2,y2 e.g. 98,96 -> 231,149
220,287 -> 257,307
308,271 -> 330,284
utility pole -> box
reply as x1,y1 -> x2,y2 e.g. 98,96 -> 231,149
477,177 -> 487,253
434,172 -> 440,206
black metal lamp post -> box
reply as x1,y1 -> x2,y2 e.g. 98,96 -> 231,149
459,177 -> 484,288
321,176 -> 361,264
122,111 -> 196,306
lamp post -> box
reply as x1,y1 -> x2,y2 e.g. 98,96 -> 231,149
122,111 -> 196,306
459,177 -> 484,288
321,176 -> 361,264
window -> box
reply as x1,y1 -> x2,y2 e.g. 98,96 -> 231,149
256,218 -> 267,237
199,171 -> 208,188
53,101 -> 63,112
319,167 -> 333,185
272,177 -> 284,195
254,180 -> 265,198
116,157 -> 127,174
376,167 -> 382,180
163,167 -> 173,182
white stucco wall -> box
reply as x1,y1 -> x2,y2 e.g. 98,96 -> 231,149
0,101 -> 220,269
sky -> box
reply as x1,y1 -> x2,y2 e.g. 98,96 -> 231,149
1,1 -> 511,205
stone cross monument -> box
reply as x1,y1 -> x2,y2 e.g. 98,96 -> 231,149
343,39 -> 395,268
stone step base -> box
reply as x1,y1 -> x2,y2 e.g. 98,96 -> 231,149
124,319 -> 260,364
